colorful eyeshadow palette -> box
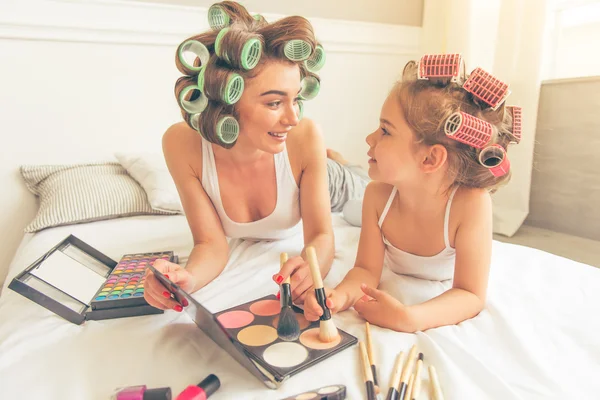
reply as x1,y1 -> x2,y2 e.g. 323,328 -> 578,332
149,264 -> 357,390
9,235 -> 171,325
90,252 -> 174,310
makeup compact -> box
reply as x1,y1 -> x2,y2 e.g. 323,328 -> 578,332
280,385 -> 346,400
9,235 -> 174,324
148,265 -> 357,389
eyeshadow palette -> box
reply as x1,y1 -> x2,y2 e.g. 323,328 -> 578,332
90,252 -> 174,310
148,264 -> 357,389
9,235 -> 172,325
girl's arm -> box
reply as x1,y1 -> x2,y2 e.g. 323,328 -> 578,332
334,182 -> 388,310
406,189 -> 492,331
145,123 -> 229,310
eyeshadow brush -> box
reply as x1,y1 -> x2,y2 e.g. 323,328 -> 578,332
306,246 -> 339,342
276,252 -> 301,341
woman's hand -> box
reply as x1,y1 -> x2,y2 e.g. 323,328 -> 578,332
353,284 -> 416,332
303,287 -> 349,321
144,259 -> 196,311
272,256 -> 314,304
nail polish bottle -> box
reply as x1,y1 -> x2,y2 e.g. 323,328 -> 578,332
113,385 -> 172,400
175,375 -> 220,400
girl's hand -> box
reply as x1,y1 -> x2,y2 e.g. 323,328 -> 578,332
354,284 -> 416,332
144,259 -> 196,311
273,256 -> 314,304
303,287 -> 349,321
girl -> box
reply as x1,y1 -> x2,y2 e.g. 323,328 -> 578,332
303,57 -> 520,332
144,1 -> 368,311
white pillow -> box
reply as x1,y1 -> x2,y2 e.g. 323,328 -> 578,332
114,152 -> 183,213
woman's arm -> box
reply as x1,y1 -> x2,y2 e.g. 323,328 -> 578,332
406,189 -> 492,331
144,124 -> 229,310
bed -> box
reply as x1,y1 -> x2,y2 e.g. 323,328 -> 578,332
0,213 -> 599,400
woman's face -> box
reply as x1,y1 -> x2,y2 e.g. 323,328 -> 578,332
235,60 -> 302,154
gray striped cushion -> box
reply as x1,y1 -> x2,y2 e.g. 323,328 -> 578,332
21,162 -> 177,233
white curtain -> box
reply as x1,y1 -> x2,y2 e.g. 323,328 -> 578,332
421,0 -> 548,236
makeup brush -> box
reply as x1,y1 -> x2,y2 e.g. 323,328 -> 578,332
359,341 -> 377,400
306,246 -> 339,342
385,351 -> 405,400
276,252 -> 300,341
399,345 -> 417,400
365,322 -> 380,393
411,353 -> 424,400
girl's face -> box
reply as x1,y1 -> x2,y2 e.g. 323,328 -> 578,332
235,60 -> 302,154
365,93 -> 426,184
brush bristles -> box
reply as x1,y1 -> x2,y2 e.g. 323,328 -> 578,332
277,307 -> 300,341
319,318 -> 339,342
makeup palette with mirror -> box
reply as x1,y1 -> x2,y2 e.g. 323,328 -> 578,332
148,264 -> 357,389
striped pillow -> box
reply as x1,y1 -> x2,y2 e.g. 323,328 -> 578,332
21,162 -> 177,233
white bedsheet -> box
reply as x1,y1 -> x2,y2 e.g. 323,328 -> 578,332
1,214 -> 599,400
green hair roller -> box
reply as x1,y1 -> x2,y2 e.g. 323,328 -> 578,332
284,40 -> 312,61
216,115 -> 240,144
299,76 -> 320,100
179,85 -> 208,114
214,27 -> 230,59
208,4 -> 230,30
297,100 -> 304,120
178,40 -> 210,72
197,66 -> 206,92
240,38 -> 262,70
305,44 -> 326,72
223,73 -> 244,104
190,113 -> 200,131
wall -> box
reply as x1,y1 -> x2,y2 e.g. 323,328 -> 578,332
126,0 -> 424,26
0,0 -> 421,287
527,76 -> 600,241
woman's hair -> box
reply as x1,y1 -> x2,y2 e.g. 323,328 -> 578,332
395,60 -> 519,192
174,1 -> 322,149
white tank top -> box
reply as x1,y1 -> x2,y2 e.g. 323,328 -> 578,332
378,186 -> 458,281
201,138 -> 301,240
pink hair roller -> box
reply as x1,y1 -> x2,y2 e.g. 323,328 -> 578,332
444,111 -> 493,148
463,67 -> 510,110
479,144 -> 510,177
506,105 -> 522,144
418,53 -> 463,83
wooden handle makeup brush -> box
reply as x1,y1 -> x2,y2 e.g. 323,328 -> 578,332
399,345 -> 417,400
365,322 -> 380,393
406,374 -> 415,400
359,341 -> 377,400
276,253 -> 300,341
385,351 -> 405,400
429,365 -> 444,400
306,246 -> 338,342
411,353 -> 424,400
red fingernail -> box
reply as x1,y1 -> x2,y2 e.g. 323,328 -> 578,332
276,292 -> 280,300
164,274 -> 170,280
276,275 -> 283,284
162,291 -> 170,298
182,299 -> 189,307
174,305 -> 183,312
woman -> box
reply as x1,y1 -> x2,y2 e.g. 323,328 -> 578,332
144,1 -> 368,311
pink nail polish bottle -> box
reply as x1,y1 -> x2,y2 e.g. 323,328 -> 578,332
112,385 -> 171,400
175,375 -> 220,400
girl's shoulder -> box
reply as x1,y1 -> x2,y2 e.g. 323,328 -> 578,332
450,187 -> 493,230
363,181 -> 396,219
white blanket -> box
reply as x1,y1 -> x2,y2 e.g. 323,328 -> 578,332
1,214 -> 599,400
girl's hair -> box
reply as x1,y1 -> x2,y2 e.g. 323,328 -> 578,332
174,1 -> 320,149
395,61 -> 518,192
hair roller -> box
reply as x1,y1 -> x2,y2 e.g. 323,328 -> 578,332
463,67 -> 510,110
444,111 -> 493,149
208,4 -> 231,30
178,84 -> 209,114
299,74 -> 320,100
284,40 -> 313,61
305,44 -> 326,72
215,115 -> 240,144
418,53 -> 464,84
214,27 -> 263,70
506,105 -> 522,144
200,60 -> 245,105
479,144 -> 510,177
177,40 -> 210,72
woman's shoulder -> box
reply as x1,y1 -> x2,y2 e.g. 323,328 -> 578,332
286,118 -> 324,153
162,121 -> 203,175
